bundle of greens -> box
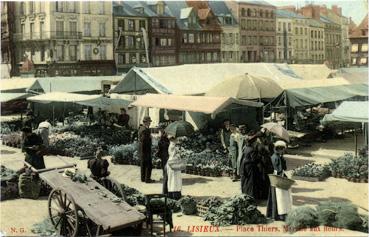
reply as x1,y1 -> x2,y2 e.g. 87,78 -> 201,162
110,143 -> 138,164
121,184 -> 145,206
204,194 -> 266,226
292,162 -> 331,179
286,207 -> 319,232
31,218 -> 58,236
179,196 -> 198,215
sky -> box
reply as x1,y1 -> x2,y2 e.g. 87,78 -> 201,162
266,0 -> 368,24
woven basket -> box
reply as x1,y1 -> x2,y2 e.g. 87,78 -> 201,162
268,174 -> 295,190
197,204 -> 209,217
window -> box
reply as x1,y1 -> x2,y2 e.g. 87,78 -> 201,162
69,21 -> 77,37
361,44 -> 368,52
41,46 -> 45,61
56,21 -> 64,38
30,23 -> 34,39
206,52 -> 211,62
56,1 -> 64,12
39,2 -> 45,13
100,45 -> 106,60
140,54 -> 146,63
118,20 -> 124,31
99,2 -> 105,14
288,23 -> 291,32
168,38 -> 173,46
128,20 -> 135,31
352,58 -> 357,65
127,36 -> 134,48
84,45 -> 92,60
40,22 -> 44,39
139,20 -> 146,30
351,44 -> 358,52
129,53 -> 136,63
69,45 -> 77,61
183,33 -> 187,43
360,57 -> 367,64
84,22 -> 91,37
68,2 -> 76,13
20,2 -> 25,15
83,2 -> 90,14
56,45 -> 64,61
304,28 -> 307,35
278,22 -> 281,31
118,53 -> 125,64
189,33 -> 195,43
99,23 -> 105,37
29,1 -> 34,14
283,22 -> 286,31
160,38 -> 167,46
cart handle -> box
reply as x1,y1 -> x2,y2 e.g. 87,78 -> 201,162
24,161 -> 77,174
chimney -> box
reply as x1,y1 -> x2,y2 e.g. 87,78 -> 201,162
300,5 -> 320,20
332,5 -> 342,16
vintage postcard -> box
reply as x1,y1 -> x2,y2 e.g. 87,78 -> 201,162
0,0 -> 368,236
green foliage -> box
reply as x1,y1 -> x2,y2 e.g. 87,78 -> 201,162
204,194 -> 266,226
292,162 -> 331,178
316,201 -> 362,231
360,215 -> 368,233
179,196 -> 198,215
329,153 -> 368,178
286,207 -> 319,232
110,143 -> 138,164
31,218 -> 57,236
120,184 -> 145,206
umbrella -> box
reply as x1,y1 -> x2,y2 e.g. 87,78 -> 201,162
261,122 -> 290,142
206,73 -> 283,100
165,120 -> 194,138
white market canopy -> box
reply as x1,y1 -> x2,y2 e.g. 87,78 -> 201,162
27,92 -> 131,109
0,78 -> 36,92
129,93 -> 263,118
27,76 -> 122,93
110,63 -> 325,95
322,101 -> 369,124
0,93 -> 31,103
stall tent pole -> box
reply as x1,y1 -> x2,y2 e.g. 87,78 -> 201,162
354,128 -> 358,157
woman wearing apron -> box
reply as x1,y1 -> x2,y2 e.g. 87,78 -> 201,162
266,140 -> 292,221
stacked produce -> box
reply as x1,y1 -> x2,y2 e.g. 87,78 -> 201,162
329,153 -> 368,182
292,163 -> 331,180
287,202 -> 368,233
179,196 -> 197,215
31,218 -> 57,236
110,143 -> 139,165
203,194 -> 267,226
0,166 -> 19,201
2,132 -> 22,147
121,184 -> 146,206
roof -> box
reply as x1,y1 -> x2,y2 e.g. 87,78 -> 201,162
130,93 -> 262,118
113,2 -> 146,17
208,1 -> 238,25
308,18 -> 324,28
111,63 -> 315,95
350,14 -> 368,38
322,101 -> 368,124
27,76 -> 122,93
125,1 -> 174,17
334,67 -> 368,81
165,1 -> 201,30
0,78 -> 36,92
235,0 -> 274,7
275,9 -> 306,19
0,93 -> 30,103
320,15 -> 336,24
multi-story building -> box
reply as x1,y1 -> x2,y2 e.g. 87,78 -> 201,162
320,5 -> 351,67
13,1 -> 114,76
275,9 -> 294,63
1,1 -> 17,77
320,15 -> 342,69
125,1 -> 177,67
113,2 -> 148,73
209,1 -> 239,63
227,0 -> 276,63
165,1 -> 221,64
349,14 -> 368,67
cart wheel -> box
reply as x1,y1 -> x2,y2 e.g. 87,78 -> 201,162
48,189 -> 79,237
100,178 -> 126,201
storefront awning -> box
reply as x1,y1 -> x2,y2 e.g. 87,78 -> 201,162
129,94 -> 263,118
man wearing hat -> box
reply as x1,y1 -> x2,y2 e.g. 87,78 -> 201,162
22,127 -> 46,170
138,116 -> 154,183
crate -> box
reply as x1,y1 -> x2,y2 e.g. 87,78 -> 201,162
197,204 -> 209,217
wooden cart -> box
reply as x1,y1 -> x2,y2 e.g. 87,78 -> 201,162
25,162 -> 146,237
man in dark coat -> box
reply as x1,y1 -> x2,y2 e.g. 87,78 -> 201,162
22,127 -> 45,170
239,132 -> 261,199
117,108 -> 130,128
138,116 -> 153,183
156,125 -> 170,194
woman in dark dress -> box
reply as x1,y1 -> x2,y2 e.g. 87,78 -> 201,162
157,126 -> 170,194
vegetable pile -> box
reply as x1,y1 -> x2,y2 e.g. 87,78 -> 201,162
179,196 -> 197,215
2,132 -> 22,147
0,166 -> 19,201
292,163 -> 331,179
286,207 -> 319,232
204,194 -> 267,226
329,153 -> 368,182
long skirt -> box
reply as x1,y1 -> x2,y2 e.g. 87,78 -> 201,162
266,186 -> 292,220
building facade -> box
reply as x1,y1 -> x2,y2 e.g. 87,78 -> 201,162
227,0 -> 276,63
275,10 -> 294,63
165,1 -> 221,65
13,2 -> 114,72
209,1 -> 240,63
321,15 -> 342,69
349,14 -> 368,67
1,1 -> 17,77
113,3 -> 148,73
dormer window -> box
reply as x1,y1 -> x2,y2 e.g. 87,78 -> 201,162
135,7 -> 144,14
156,2 -> 164,15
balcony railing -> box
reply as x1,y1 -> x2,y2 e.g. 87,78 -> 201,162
14,31 -> 82,41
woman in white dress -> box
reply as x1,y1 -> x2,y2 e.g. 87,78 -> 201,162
266,140 -> 292,221
166,136 -> 186,200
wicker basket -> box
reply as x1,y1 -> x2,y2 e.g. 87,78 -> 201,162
268,174 -> 295,190
197,204 -> 209,217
